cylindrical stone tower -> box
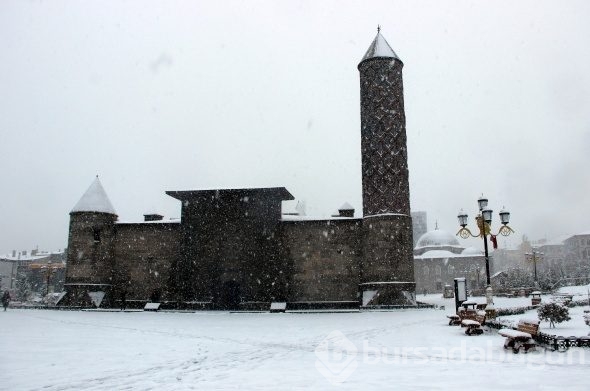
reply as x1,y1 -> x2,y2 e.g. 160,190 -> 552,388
62,176 -> 118,307
358,30 -> 416,306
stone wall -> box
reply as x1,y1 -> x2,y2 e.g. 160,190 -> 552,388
281,219 -> 362,303
113,222 -> 181,302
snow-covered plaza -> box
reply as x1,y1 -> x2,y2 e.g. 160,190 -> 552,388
2,295 -> 589,390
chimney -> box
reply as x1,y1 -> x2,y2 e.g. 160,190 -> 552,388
337,202 -> 355,218
144,213 -> 164,222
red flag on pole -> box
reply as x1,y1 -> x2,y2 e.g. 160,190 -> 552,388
490,235 -> 498,249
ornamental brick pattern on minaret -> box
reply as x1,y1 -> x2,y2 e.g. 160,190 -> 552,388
358,36 -> 410,216
357,31 -> 416,305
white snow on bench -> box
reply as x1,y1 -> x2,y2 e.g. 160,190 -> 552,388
498,329 -> 532,339
518,318 -> 539,325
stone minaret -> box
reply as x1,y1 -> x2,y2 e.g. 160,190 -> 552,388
358,30 -> 415,306
63,176 -> 118,307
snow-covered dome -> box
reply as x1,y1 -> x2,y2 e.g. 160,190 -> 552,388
419,250 -> 456,258
415,229 -> 460,249
461,247 -> 483,256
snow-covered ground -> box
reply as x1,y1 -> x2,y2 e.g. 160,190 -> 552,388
557,283 -> 590,299
2,302 -> 589,390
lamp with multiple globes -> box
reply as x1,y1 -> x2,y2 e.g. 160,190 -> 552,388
456,195 -> 515,318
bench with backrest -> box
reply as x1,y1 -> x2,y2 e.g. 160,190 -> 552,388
448,308 -> 476,325
461,319 -> 484,335
460,310 -> 486,335
447,313 -> 461,325
498,319 -> 539,353
448,307 -> 486,326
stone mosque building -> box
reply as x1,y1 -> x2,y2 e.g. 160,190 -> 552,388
413,227 -> 486,295
61,31 -> 417,310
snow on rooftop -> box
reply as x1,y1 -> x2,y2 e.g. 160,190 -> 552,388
461,246 -> 483,255
0,250 -> 64,261
71,176 -> 117,215
339,202 -> 354,211
281,215 -> 358,222
0,254 -> 49,261
568,230 -> 590,237
116,219 -> 181,225
415,250 -> 457,259
540,234 -> 572,246
361,31 -> 400,62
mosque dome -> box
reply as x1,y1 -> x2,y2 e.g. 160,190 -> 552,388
415,229 -> 460,249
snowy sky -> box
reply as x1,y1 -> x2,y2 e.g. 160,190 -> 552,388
1,0 -> 590,255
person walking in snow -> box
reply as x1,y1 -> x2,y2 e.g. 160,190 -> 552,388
120,290 -> 127,311
2,290 -> 10,311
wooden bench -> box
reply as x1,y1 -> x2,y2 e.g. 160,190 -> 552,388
461,319 -> 484,335
498,319 -> 539,353
447,314 -> 461,326
448,308 -> 476,326
447,308 -> 486,326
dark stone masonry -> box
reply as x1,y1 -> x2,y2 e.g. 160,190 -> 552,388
61,31 -> 416,310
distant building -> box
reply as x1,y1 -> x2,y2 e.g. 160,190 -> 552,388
60,31 -> 417,310
535,235 -> 570,273
0,258 -> 17,291
0,250 -> 65,295
492,231 -> 590,286
564,232 -> 590,261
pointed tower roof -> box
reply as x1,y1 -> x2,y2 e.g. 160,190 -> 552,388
71,176 -> 117,215
360,29 -> 400,63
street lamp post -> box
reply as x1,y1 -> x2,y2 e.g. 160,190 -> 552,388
525,249 -> 543,288
457,195 -> 515,319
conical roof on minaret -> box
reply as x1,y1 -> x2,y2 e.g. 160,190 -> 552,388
71,176 -> 117,215
360,29 -> 400,63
